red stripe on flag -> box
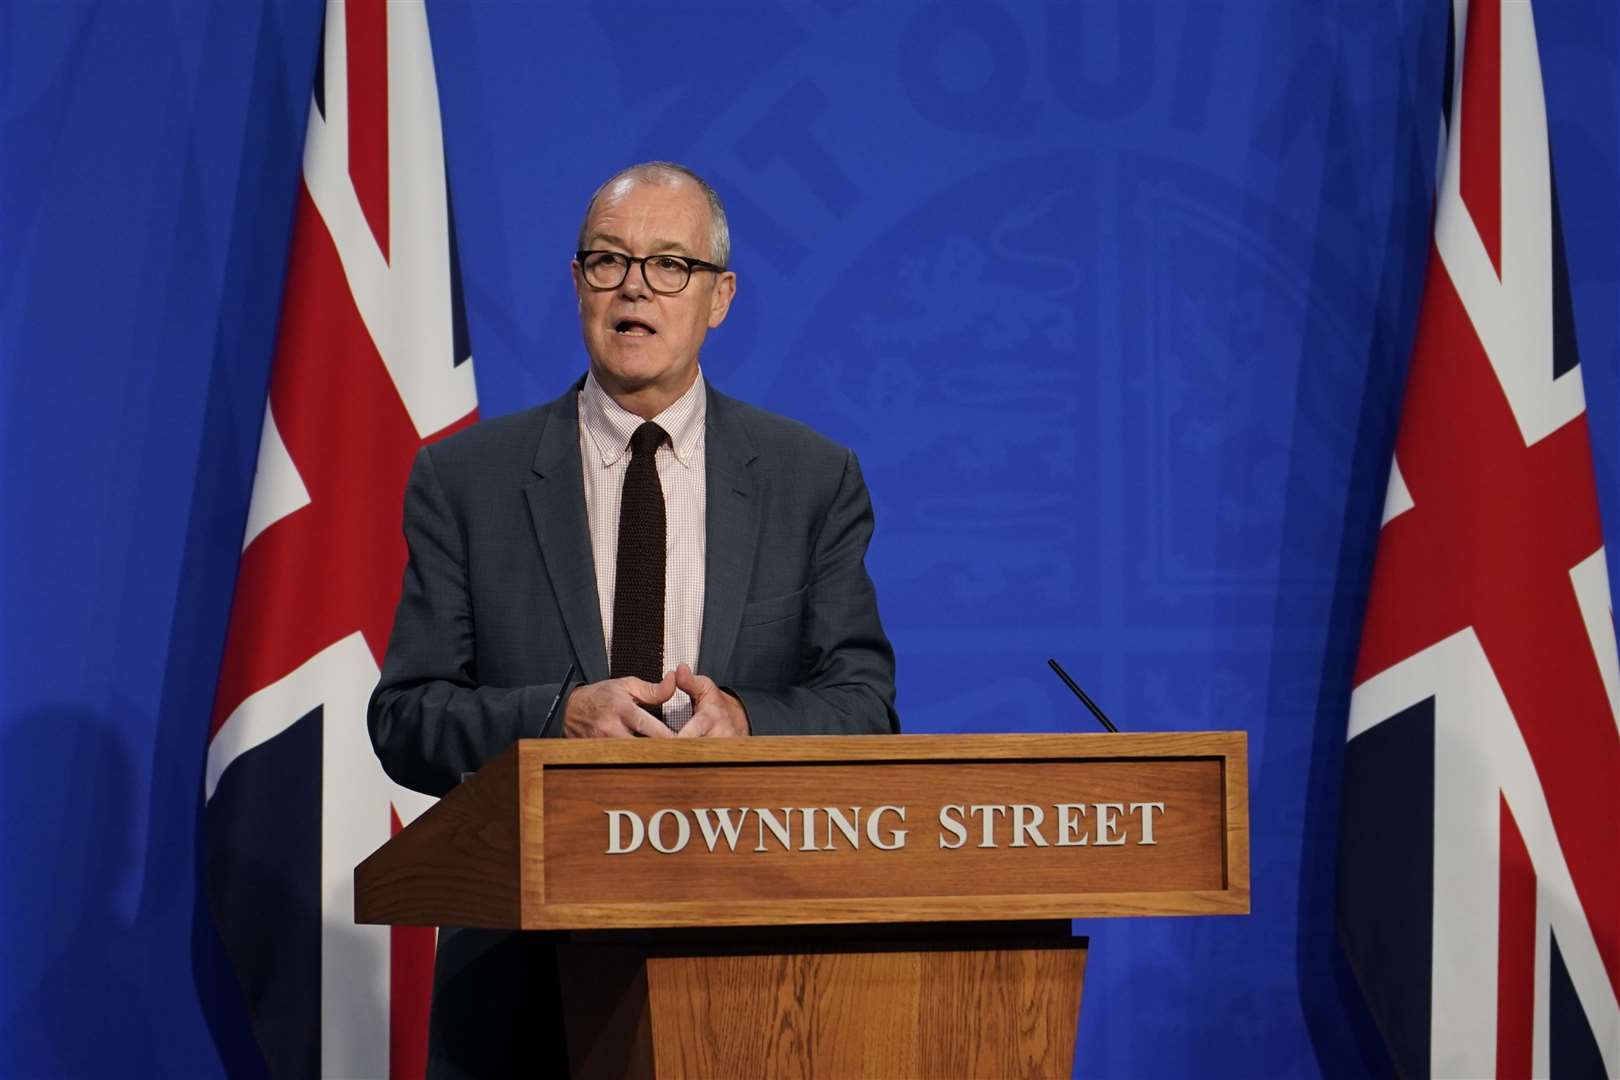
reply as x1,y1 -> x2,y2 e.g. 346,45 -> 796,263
1495,795 -> 1536,1080
1459,0 -> 1502,276
1353,249 -> 1620,996
211,186 -> 475,735
390,806 -> 434,1080
347,0 -> 390,261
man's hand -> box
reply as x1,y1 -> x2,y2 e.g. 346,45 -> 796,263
563,672 -> 677,738
674,663 -> 751,737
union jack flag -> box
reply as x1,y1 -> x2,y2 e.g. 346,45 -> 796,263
203,1 -> 477,1075
1340,1 -> 1620,1076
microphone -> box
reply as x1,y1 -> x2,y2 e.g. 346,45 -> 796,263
1046,658 -> 1119,733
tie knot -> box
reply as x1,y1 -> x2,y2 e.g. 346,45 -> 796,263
629,421 -> 668,457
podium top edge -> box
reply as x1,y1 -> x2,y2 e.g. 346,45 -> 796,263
515,730 -> 1247,767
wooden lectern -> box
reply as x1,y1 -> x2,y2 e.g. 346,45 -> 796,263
356,732 -> 1248,1078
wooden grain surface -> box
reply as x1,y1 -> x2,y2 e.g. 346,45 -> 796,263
642,938 -> 1085,1078
526,888 -> 1247,929
1223,732 -> 1252,909
528,734 -> 1246,928
522,730 -> 1241,766
354,744 -> 521,927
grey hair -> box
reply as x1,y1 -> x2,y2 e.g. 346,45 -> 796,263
576,161 -> 731,268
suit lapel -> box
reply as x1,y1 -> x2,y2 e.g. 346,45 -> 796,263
522,392 -> 610,683
699,388 -> 760,683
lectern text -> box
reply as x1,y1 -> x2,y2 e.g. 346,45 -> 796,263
603,801 -> 1168,854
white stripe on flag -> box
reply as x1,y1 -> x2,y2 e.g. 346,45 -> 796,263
241,403 -> 311,551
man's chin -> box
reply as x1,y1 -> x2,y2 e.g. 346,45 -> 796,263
591,348 -> 657,380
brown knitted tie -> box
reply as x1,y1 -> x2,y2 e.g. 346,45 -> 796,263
609,421 -> 668,718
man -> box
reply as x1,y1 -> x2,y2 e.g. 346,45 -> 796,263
368,162 -> 898,1076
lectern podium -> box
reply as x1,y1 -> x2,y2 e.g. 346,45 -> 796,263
356,732 -> 1248,1077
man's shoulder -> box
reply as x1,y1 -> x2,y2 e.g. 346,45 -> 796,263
414,383 -> 579,501
424,388 -> 575,475
708,387 -> 852,471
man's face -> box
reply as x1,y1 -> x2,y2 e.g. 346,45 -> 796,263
572,178 -> 736,407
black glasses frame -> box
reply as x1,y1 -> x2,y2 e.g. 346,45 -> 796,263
575,250 -> 727,295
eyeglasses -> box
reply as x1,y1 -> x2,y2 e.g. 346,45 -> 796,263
576,250 -> 726,295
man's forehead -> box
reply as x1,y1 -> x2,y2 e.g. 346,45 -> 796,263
586,179 -> 708,242
587,231 -> 699,257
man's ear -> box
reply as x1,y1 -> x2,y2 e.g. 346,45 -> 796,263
708,271 -> 737,329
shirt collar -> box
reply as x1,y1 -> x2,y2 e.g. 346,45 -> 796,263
580,369 -> 707,468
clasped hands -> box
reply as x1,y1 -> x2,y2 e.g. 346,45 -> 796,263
562,663 -> 750,738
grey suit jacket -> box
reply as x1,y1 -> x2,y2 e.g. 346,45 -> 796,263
369,379 -> 899,797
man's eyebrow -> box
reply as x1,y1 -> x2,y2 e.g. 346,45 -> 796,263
587,233 -> 697,257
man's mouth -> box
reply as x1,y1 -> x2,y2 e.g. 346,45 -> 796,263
614,318 -> 656,336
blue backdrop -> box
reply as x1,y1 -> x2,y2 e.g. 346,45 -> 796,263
3,1 -> 1618,1076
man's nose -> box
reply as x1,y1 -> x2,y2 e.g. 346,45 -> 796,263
618,261 -> 652,299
